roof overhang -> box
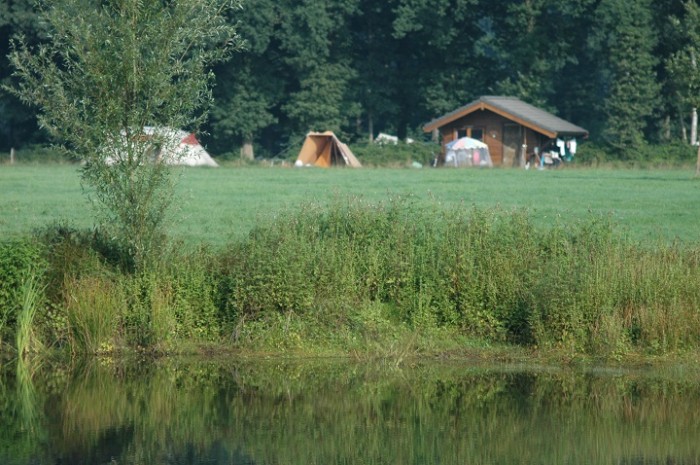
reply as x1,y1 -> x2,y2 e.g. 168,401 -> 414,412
423,97 -> 588,140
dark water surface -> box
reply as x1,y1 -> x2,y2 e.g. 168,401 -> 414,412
1,357 -> 699,464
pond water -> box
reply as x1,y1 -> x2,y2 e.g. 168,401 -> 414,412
1,357 -> 699,465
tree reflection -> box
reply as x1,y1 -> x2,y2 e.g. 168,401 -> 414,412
1,359 -> 700,464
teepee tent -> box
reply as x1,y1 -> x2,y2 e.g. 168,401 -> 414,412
295,131 -> 361,168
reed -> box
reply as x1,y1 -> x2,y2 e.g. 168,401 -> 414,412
15,269 -> 46,358
63,274 -> 122,354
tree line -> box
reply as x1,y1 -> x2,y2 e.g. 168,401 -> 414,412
2,0 -> 700,159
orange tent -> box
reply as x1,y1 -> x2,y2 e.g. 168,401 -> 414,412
295,131 -> 361,168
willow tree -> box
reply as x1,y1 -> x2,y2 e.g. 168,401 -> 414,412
6,0 -> 242,267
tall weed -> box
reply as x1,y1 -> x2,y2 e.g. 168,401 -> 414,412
0,241 -> 46,347
16,269 -> 46,357
63,275 -> 122,354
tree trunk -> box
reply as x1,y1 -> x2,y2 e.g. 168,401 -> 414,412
681,113 -> 688,143
368,112 -> 374,142
692,108 -> 697,146
240,136 -> 254,161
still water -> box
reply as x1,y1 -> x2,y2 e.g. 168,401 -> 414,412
1,357 -> 699,464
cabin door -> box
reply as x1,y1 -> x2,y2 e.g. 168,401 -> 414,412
502,124 -> 521,167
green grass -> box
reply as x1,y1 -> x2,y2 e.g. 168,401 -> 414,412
2,164 -> 699,246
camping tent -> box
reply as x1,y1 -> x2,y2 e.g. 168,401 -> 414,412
147,127 -> 218,167
295,131 -> 361,168
106,127 -> 218,167
444,137 -> 493,167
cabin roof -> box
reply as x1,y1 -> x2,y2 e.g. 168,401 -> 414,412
423,96 -> 588,139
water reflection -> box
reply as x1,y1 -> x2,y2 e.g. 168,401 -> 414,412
1,357 -> 700,464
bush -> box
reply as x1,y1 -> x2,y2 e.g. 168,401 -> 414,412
352,141 -> 439,167
3,200 -> 700,358
0,145 -> 72,164
575,141 -> 696,167
216,199 -> 700,356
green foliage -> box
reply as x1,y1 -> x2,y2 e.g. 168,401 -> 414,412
214,199 -> 700,357
208,0 -> 283,158
276,0 -> 360,142
667,1 -> 700,110
0,145 -> 68,164
352,141 -> 438,167
0,240 -> 46,347
593,0 -> 661,151
15,268 -> 46,357
282,62 -> 359,137
575,141 -> 695,166
6,0 -> 243,268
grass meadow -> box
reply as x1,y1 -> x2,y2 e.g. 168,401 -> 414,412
2,163 -> 700,360
1,164 -> 699,246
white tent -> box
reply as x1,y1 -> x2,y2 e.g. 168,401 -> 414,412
146,127 -> 218,167
106,127 -> 218,167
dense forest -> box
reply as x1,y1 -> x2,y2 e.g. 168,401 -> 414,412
2,0 -> 700,159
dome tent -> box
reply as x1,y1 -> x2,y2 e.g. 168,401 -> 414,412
444,137 -> 492,167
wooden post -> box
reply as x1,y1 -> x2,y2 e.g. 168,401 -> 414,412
519,131 -> 527,167
10,147 -> 15,164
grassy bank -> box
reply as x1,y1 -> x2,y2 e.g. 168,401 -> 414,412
1,199 -> 699,361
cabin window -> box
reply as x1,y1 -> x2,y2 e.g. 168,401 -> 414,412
455,127 -> 485,140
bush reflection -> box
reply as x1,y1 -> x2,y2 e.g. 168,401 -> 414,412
1,359 -> 699,464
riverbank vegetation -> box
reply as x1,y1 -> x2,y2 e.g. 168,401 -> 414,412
1,195 -> 699,361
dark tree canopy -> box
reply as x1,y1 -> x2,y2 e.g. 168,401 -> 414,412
2,0 -> 700,159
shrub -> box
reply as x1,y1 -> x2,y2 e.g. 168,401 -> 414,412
352,141 -> 439,167
4,198 -> 700,358
216,199 -> 700,357
575,141 -> 696,167
0,145 -> 72,164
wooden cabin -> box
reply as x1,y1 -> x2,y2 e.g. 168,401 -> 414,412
423,96 -> 588,167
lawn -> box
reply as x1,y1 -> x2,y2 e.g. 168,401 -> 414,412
1,164 -> 699,246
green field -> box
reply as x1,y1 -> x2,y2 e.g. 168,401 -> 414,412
2,164 -> 699,246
